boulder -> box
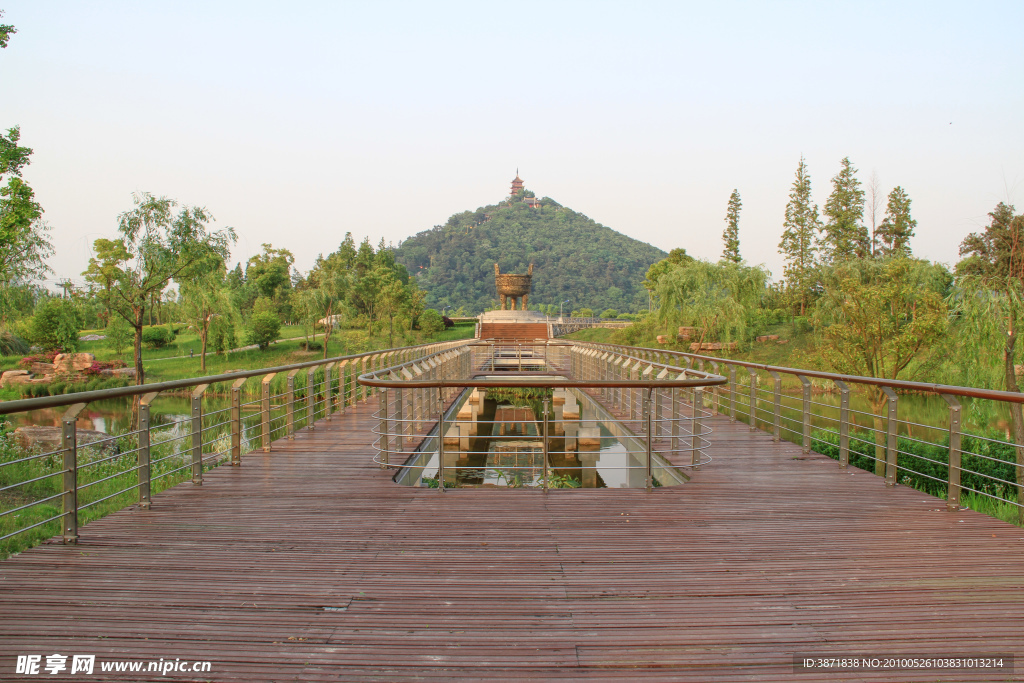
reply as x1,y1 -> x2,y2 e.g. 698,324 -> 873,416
53,353 -> 96,375
100,367 -> 137,378
688,342 -> 738,352
30,362 -> 55,376
79,334 -> 106,341
0,369 -> 30,386
656,335 -> 669,344
13,426 -> 113,454
678,327 -> 697,338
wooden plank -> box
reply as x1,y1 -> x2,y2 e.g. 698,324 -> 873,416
1,396 -> 1023,681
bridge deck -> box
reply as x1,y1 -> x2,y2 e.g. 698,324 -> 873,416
2,399 -> 1024,681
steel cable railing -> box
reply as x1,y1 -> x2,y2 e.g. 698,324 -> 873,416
360,341 -> 726,491
0,340 -> 470,552
582,341 -> 1024,521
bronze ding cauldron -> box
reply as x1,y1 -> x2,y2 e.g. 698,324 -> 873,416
494,263 -> 533,310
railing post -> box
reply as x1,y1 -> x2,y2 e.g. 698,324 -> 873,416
61,403 -> 86,544
542,397 -> 550,491
191,383 -> 209,484
307,368 -> 316,430
709,361 -> 720,416
338,360 -> 348,413
692,388 -> 704,467
323,362 -> 334,420
942,394 -> 961,511
231,378 -> 246,465
881,386 -> 899,486
138,392 -> 159,509
796,375 -> 811,453
768,371 -> 781,441
671,382 -> 680,454
655,368 -> 669,437
379,387 -> 389,468
834,380 -> 850,468
286,369 -> 299,439
747,368 -> 758,430
729,365 -> 737,421
262,373 -> 276,451
437,391 -> 446,493
645,390 -> 653,491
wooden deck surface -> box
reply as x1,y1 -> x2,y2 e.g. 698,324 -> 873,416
2,397 -> 1024,681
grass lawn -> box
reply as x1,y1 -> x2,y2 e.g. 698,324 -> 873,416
0,322 -> 477,395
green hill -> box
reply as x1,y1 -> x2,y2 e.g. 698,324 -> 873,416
394,193 -> 666,314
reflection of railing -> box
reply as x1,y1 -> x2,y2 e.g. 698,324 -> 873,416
581,341 -> 1024,520
358,341 -> 727,491
0,340 -> 470,551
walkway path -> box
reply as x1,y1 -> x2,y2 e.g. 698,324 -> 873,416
1,400 -> 1023,680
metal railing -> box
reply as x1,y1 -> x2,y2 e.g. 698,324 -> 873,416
358,341 -> 727,491
0,340 -> 470,549
581,341 -> 1024,518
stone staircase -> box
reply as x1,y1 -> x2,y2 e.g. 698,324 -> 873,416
477,322 -> 549,341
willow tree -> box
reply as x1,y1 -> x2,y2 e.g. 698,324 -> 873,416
108,192 -> 236,388
655,259 -> 769,346
955,202 -> 1024,522
814,257 -> 950,475
178,266 -> 234,372
0,126 -> 53,326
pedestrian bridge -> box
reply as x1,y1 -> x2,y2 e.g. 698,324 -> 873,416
1,338 -> 1023,681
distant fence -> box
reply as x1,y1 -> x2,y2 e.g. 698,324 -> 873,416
550,318 -> 632,336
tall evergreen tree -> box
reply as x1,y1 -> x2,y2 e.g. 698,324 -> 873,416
821,157 -> 868,262
721,189 -> 742,263
875,186 -> 916,256
778,157 -> 821,315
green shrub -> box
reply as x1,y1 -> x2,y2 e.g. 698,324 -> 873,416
105,317 -> 132,355
142,326 -> 174,349
418,309 -> 445,335
599,309 -> 620,319
28,298 -> 81,352
0,331 -> 29,356
210,316 -> 237,355
246,312 -> 280,351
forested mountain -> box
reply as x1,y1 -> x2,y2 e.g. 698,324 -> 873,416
393,194 -> 666,314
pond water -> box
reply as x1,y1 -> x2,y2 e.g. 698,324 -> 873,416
4,396 -> 233,434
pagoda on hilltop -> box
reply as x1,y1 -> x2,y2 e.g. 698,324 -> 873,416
509,172 -> 541,208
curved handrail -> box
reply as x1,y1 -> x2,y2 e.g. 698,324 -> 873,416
582,341 -> 1024,403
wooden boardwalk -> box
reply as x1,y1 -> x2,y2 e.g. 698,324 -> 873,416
2,398 -> 1024,681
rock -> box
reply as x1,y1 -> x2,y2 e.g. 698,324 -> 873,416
30,362 -> 55,376
656,335 -> 669,344
53,353 -> 96,375
688,342 -> 738,352
79,334 -> 106,341
675,327 -> 700,342
99,367 -> 137,378
1,369 -> 31,386
755,335 -> 780,343
13,426 -> 114,454
776,339 -> 790,345
1016,365 -> 1024,377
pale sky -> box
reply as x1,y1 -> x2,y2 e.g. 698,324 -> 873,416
1,1 -> 1022,291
